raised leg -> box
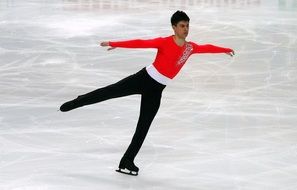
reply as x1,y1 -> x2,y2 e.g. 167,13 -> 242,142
60,71 -> 143,112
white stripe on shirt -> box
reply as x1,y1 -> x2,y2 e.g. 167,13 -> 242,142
145,64 -> 171,85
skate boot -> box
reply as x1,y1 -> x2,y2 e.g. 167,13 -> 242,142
116,157 -> 139,176
60,96 -> 83,112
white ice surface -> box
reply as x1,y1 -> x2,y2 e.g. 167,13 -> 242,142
1,0 -> 297,190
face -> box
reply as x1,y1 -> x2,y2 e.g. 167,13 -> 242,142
172,21 -> 189,39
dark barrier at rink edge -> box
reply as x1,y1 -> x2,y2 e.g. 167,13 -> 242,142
54,0 -> 297,11
4,0 -> 297,10
59,0 -> 263,10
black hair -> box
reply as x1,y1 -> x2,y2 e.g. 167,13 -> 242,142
171,10 -> 190,26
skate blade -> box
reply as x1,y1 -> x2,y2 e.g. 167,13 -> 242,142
116,168 -> 138,176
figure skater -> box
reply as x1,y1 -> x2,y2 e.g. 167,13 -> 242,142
60,10 -> 235,176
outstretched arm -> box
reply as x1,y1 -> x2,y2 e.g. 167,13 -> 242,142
100,37 -> 163,51
192,43 -> 235,57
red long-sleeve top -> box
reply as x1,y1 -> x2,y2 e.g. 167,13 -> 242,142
109,35 -> 232,79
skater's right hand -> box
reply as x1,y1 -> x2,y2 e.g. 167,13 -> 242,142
100,41 -> 116,51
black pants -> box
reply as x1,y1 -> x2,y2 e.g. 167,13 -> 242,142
74,68 -> 166,161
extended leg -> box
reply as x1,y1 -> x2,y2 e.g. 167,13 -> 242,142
60,71 -> 143,112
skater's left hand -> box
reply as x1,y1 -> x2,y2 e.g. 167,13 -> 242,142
225,50 -> 235,57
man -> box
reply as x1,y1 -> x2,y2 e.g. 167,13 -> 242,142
60,11 -> 234,176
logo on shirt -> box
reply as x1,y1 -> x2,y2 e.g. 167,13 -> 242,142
177,43 -> 193,65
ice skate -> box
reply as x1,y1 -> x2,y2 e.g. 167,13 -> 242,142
116,158 -> 139,176
60,96 -> 83,112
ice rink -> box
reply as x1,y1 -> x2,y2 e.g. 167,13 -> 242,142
1,0 -> 297,189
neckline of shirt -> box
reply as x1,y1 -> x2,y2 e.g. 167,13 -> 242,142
171,35 -> 187,48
